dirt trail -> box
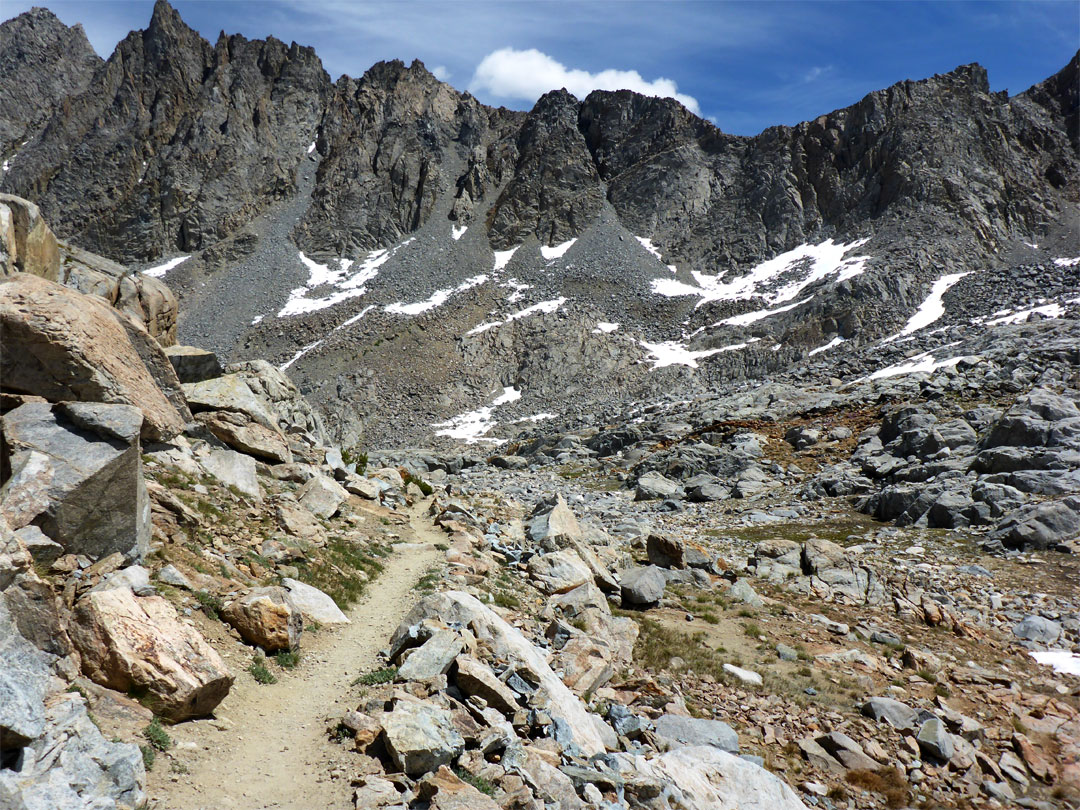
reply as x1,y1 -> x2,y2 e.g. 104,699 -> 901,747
147,502 -> 444,810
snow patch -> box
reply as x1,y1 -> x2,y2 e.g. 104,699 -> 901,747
640,338 -> 757,369
540,239 -> 576,260
503,278 -> 530,303
307,141 -> 316,154
492,246 -> 520,272
385,274 -> 488,316
466,297 -> 566,336
451,225 -> 467,241
433,386 -> 521,444
251,315 -> 265,326
1031,650 -> 1080,676
889,271 -> 969,339
278,241 -> 411,318
1053,257 -> 1080,267
718,296 -> 813,327
280,339 -> 324,371
142,255 -> 190,279
652,239 -> 870,308
635,236 -> 663,261
808,336 -> 845,356
867,346 -> 972,381
986,303 -> 1065,325
593,322 -> 620,334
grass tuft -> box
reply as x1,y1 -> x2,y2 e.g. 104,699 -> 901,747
354,667 -> 397,686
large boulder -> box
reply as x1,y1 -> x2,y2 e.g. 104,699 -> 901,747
55,240 -> 178,345
0,273 -> 190,441
297,473 -> 348,519
165,345 -> 223,383
280,578 -> 349,626
380,699 -> 465,777
619,746 -> 808,809
526,494 -> 583,547
0,195 -> 59,281
0,597 -> 49,750
68,587 -> 233,721
0,692 -> 146,810
195,410 -> 292,464
620,565 -> 667,607
196,446 -> 262,501
635,471 -> 683,501
182,374 -> 279,431
222,586 -> 303,652
653,714 -> 739,753
1,402 -> 150,561
988,496 -> 1080,550
527,549 -> 592,594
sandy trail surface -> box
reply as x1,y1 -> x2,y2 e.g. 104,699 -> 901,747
147,502 -> 444,810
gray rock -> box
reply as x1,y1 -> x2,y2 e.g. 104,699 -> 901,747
861,697 -> 919,730
619,566 -> 667,606
156,564 -> 193,591
634,471 -> 682,501
1012,615 -> 1062,644
916,718 -> 954,762
396,630 -> 463,681
653,714 -> 739,753
12,526 -> 62,566
281,578 -> 349,626
296,473 -> 347,519
0,599 -> 49,749
0,402 -> 149,561
776,643 -> 798,661
989,496 -> 1080,550
0,692 -> 145,810
164,344 -> 223,383
381,700 -> 465,777
727,579 -> 763,607
526,494 -> 583,547
197,446 -> 262,501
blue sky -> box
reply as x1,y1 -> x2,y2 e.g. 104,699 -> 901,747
5,1 -> 1077,135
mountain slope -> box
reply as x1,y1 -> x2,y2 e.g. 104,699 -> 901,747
0,0 -> 1076,447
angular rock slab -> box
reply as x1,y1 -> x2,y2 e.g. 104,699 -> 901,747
527,549 -> 592,594
164,344 -> 223,383
297,473 -> 348,519
620,565 -> 667,606
397,630 -> 463,681
622,745 -> 808,809
381,700 -> 465,777
0,692 -> 145,810
69,587 -> 233,721
222,586 -> 303,652
0,402 -> 150,560
653,714 -> 739,753
281,578 -> 349,626
390,591 -> 607,757
0,273 -> 190,441
197,446 -> 262,501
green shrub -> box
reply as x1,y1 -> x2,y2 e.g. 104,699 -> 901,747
193,591 -> 223,620
401,472 -> 434,496
275,650 -> 300,669
249,655 -> 277,685
454,767 -> 495,796
354,667 -> 397,686
142,717 -> 172,752
140,745 -> 156,771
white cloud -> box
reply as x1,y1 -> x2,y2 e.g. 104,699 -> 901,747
469,47 -> 700,114
431,64 -> 451,81
802,65 -> 834,83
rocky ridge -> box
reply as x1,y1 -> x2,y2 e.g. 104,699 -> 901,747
0,2 -> 1076,446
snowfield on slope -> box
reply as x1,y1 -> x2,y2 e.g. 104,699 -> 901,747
652,239 -> 870,308
433,387 -> 522,443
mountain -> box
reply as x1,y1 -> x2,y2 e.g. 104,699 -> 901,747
0,0 -> 1077,448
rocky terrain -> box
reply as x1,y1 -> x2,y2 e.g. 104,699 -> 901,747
0,2 -> 1078,808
